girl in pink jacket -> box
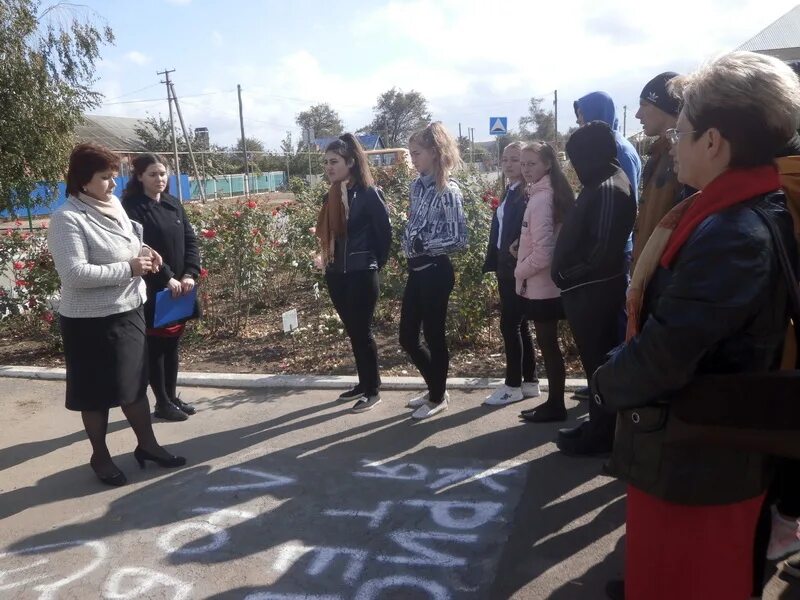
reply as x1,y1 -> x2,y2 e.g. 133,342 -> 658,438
515,142 -> 575,422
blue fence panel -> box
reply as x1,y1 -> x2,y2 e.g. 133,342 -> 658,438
1,174 -> 192,219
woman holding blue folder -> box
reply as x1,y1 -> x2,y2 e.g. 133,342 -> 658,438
122,154 -> 201,422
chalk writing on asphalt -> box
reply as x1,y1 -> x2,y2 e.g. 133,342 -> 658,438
0,459 -> 524,598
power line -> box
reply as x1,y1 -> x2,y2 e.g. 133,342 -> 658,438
101,89 -> 235,106
103,83 -> 162,102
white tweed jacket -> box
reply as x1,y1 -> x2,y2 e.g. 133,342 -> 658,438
47,195 -> 147,318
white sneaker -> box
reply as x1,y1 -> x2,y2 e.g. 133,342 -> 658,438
483,385 -> 524,406
767,506 -> 800,560
412,394 -> 449,420
406,391 -> 430,408
522,381 -> 541,398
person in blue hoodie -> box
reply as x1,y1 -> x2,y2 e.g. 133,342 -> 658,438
574,91 -> 642,200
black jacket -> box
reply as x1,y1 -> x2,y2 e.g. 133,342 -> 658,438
122,192 -> 201,327
326,185 -> 392,274
482,183 -> 527,279
552,122 -> 636,290
593,192 -> 797,504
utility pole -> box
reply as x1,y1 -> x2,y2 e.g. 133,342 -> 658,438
458,122 -> 462,140
169,82 -> 206,202
158,68 -> 182,201
237,84 -> 249,197
468,127 -> 475,165
553,90 -> 559,150
623,105 -> 627,136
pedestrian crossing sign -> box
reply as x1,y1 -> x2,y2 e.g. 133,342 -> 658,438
490,117 -> 508,136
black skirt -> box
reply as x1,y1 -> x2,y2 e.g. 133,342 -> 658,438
60,306 -> 148,411
520,296 -> 565,322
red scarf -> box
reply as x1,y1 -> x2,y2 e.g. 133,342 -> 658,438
660,165 -> 781,267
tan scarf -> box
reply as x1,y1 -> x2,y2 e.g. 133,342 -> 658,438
626,165 -> 782,342
76,192 -> 127,226
315,181 -> 349,264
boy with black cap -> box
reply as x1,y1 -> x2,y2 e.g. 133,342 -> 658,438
632,72 -> 684,268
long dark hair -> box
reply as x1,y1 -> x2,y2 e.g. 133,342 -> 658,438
325,133 -> 374,190
122,153 -> 169,201
523,142 -> 575,224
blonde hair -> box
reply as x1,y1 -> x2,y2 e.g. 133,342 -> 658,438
409,121 -> 463,192
669,51 -> 800,167
503,141 -> 524,153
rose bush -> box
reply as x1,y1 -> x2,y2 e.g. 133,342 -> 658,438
1,165 -> 575,358
0,224 -> 61,345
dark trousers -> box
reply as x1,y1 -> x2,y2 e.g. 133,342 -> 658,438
147,335 -> 181,407
326,269 -> 381,396
497,276 -> 536,387
399,258 -> 455,404
561,275 -> 627,437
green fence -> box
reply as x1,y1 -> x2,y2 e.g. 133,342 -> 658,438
189,172 -> 286,199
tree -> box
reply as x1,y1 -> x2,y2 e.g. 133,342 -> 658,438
295,103 -> 343,141
360,88 -> 431,147
234,137 -> 265,153
0,1 -> 114,214
519,97 -> 557,143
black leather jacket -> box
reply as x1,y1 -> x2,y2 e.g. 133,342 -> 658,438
482,183 -> 527,279
593,192 -> 797,504
326,185 -> 392,274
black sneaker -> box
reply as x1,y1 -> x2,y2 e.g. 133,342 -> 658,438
572,386 -> 590,401
338,386 -> 364,401
351,395 -> 381,413
153,402 -> 188,421
172,394 -> 196,415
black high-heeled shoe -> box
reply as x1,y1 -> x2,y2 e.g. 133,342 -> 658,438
90,456 -> 127,486
134,446 -> 187,469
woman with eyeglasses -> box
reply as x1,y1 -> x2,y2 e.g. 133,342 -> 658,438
591,52 -> 800,599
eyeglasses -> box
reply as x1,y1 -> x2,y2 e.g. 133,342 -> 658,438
665,128 -> 698,145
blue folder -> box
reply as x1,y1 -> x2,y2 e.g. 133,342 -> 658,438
153,286 -> 197,328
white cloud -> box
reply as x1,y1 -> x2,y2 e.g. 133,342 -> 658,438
124,51 -> 150,66
92,0 -> 799,148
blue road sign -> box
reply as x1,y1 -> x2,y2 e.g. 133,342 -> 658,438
490,117 -> 508,136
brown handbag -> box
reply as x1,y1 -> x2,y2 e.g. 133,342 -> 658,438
667,205 -> 800,459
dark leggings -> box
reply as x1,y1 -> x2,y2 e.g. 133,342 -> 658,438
326,269 -> 381,396
525,318 -> 566,405
497,277 -> 536,387
148,335 -> 181,407
399,258 -> 455,404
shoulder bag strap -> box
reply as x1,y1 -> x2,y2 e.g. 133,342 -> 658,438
753,205 -> 800,358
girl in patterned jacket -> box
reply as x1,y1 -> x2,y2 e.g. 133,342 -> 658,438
400,122 -> 468,420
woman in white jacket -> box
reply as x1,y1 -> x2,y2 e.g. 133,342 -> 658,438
48,143 -> 186,487
515,142 -> 575,422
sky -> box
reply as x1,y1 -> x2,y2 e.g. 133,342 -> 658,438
63,0 -> 800,150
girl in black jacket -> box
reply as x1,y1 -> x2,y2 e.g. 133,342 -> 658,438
122,154 -> 201,422
314,134 -> 392,413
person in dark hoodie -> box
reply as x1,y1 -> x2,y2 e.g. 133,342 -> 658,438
551,121 -> 636,456
482,141 -> 540,406
574,91 -> 642,202
570,91 -> 642,403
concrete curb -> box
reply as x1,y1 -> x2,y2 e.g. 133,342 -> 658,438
0,365 -> 588,391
